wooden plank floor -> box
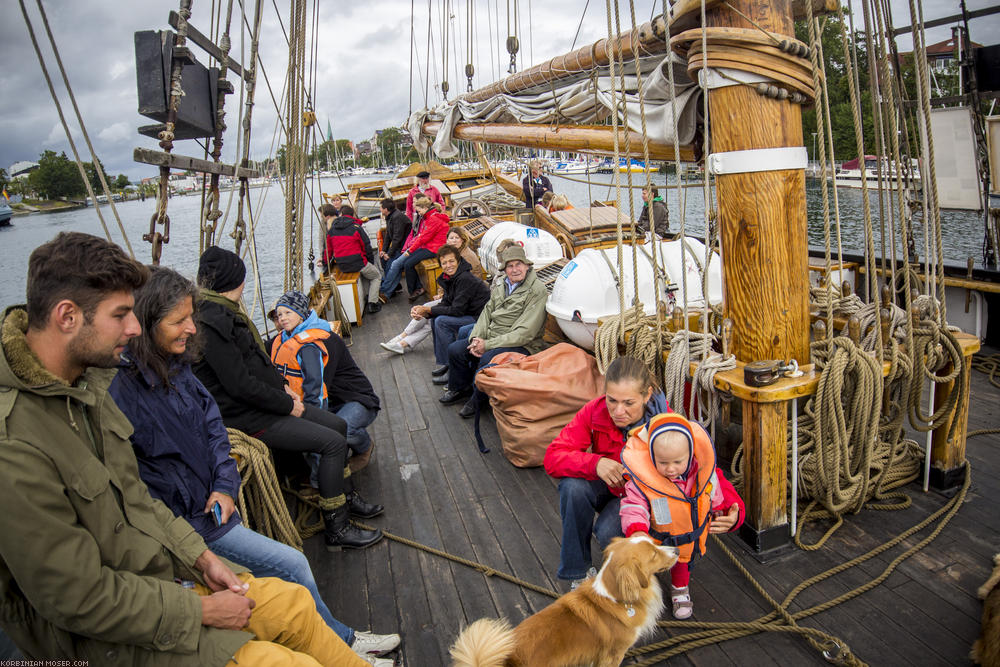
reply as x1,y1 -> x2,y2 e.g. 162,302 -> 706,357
1,297 -> 996,665
310,297 -> 1000,667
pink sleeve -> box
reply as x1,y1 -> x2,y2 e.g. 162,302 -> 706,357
620,480 -> 651,536
712,468 -> 745,532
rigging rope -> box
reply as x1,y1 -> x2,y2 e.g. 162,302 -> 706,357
20,0 -> 135,257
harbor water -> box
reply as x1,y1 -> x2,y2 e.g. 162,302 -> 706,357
0,172 -> 989,328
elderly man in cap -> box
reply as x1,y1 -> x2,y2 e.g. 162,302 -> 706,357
405,169 -> 444,221
440,244 -> 548,417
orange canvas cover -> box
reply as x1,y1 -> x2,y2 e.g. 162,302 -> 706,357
475,343 -> 605,467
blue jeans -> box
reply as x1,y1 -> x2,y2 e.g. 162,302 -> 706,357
333,401 -> 379,456
446,324 -> 528,392
556,477 -> 624,580
209,523 -> 354,644
379,248 -> 436,296
432,314 -> 478,365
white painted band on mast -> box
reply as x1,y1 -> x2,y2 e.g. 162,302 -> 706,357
708,146 -> 808,175
698,67 -> 770,90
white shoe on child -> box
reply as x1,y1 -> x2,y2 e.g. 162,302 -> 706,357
671,585 -> 693,619
352,630 -> 401,656
570,566 -> 598,591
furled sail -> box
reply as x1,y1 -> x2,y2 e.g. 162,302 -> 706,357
407,14 -> 700,161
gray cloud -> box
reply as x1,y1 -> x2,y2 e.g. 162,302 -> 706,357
2,0 -> 996,181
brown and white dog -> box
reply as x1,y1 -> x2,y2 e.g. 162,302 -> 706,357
972,553 -> 1000,666
450,535 -> 679,667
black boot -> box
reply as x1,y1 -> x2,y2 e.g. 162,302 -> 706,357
347,489 -> 384,519
323,505 -> 383,551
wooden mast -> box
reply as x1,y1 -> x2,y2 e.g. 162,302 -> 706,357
705,0 -> 808,552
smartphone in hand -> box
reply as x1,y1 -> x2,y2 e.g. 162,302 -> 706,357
211,502 -> 223,527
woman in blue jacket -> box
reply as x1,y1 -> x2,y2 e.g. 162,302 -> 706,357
109,266 -> 400,661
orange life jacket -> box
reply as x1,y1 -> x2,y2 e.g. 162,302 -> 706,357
620,413 -> 718,563
269,328 -> 331,402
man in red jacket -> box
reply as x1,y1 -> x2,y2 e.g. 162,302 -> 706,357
543,356 -> 669,588
405,170 -> 444,221
321,203 -> 383,315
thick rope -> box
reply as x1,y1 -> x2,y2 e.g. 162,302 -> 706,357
226,429 -> 303,550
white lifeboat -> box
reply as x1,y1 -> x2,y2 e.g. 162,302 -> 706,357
545,238 -> 724,350
478,221 -> 564,276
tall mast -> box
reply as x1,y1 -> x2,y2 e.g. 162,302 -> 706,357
700,0 -> 808,552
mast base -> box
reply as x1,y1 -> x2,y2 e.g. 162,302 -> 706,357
928,461 -> 967,498
736,522 -> 793,563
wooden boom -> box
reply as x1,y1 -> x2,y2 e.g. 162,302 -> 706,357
420,122 -> 695,162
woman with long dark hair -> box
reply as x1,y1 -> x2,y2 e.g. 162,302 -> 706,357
109,266 -> 400,661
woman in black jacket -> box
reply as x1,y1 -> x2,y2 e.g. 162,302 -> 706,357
381,245 -> 489,375
193,246 -> 384,552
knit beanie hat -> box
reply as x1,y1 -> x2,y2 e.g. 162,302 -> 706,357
198,246 -> 246,293
275,290 -> 311,320
647,413 -> 695,480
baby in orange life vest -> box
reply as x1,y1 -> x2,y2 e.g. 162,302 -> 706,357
619,413 -> 745,619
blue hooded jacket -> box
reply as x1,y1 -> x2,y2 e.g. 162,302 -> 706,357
109,353 -> 242,543
276,309 -> 332,408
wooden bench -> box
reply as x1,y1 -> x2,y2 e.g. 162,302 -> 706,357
331,267 -> 364,325
416,258 -> 443,299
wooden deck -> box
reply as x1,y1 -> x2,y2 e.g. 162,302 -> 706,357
1,296 -> 997,665
313,297 -> 1000,666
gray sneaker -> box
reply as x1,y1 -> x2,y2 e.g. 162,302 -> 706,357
570,566 -> 598,591
352,630 -> 401,656
362,655 -> 396,666
380,340 -> 405,355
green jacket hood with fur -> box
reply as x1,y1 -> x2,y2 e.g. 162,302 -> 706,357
0,305 -> 249,665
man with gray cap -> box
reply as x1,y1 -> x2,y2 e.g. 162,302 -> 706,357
440,244 -> 548,417
405,169 -> 444,221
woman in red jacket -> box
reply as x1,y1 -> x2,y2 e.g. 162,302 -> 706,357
378,196 -> 450,303
543,356 -> 669,588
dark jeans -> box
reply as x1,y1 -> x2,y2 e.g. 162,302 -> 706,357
445,323 -> 527,392
557,477 -> 624,580
431,314 -> 477,365
256,405 -> 349,500
379,248 -> 435,296
403,247 -> 437,292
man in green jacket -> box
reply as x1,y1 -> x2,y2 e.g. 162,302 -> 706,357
440,244 -> 548,417
0,232 -> 375,666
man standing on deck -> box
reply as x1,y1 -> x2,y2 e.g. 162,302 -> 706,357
405,170 -> 445,221
0,232 -> 384,666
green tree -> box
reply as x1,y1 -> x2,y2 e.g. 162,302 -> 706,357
796,14 -> 875,161
0,168 -> 8,193
28,150 -> 84,199
82,158 -> 108,193
114,174 -> 130,190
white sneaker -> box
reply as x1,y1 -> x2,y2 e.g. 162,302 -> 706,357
362,655 -> 395,666
352,630 -> 401,656
570,566 -> 598,591
380,340 -> 405,355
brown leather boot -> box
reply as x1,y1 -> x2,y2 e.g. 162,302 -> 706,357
348,439 -> 375,473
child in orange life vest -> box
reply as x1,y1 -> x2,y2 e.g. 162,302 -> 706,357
270,290 -> 332,408
619,413 -> 745,619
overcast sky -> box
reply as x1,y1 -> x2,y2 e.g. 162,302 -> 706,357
2,0 -> 996,181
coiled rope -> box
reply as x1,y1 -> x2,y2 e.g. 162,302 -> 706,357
226,428 -> 303,549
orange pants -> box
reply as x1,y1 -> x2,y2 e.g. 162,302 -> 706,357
194,574 -> 367,667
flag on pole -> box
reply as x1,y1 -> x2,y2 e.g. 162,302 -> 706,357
2,189 -> 8,202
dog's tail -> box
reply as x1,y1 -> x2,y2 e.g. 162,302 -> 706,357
449,618 -> 516,667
